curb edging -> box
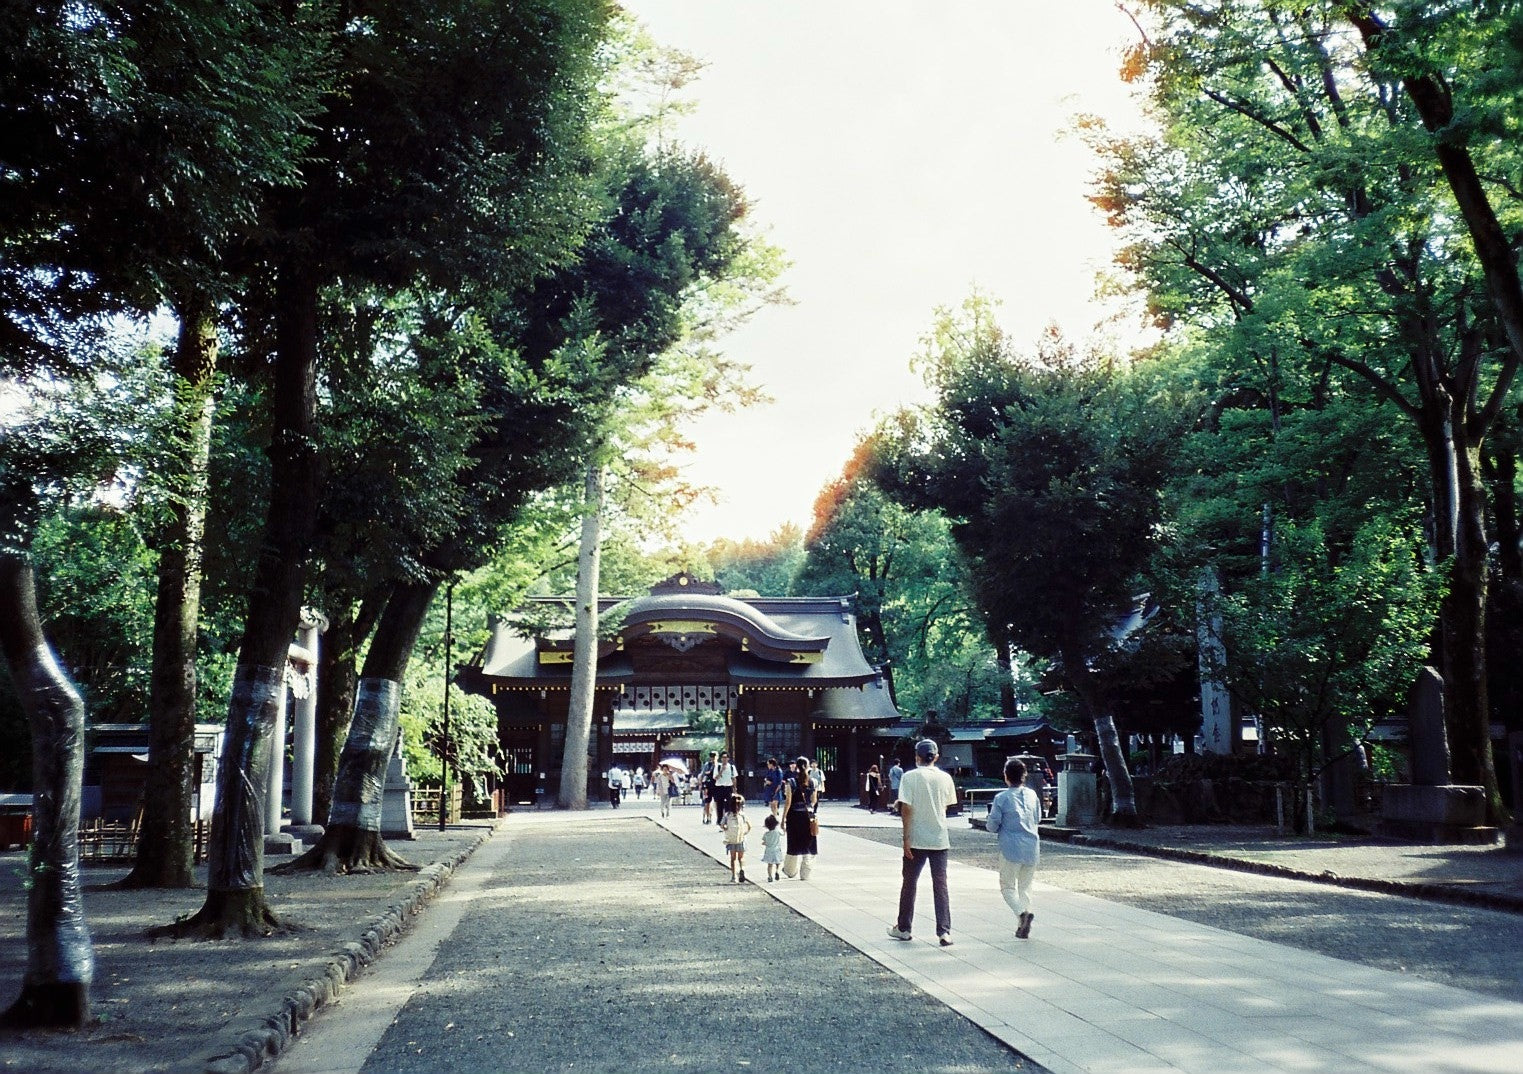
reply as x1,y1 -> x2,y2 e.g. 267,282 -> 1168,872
200,824 -> 497,1074
1061,832 -> 1523,916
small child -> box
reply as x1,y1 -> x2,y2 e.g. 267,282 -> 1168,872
760,812 -> 784,882
720,793 -> 752,882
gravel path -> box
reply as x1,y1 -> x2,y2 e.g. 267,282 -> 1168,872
342,816 -> 1040,1074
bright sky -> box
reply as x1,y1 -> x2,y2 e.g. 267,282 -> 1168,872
623,1 -> 1148,545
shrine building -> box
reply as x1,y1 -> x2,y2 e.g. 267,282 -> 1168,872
456,572 -> 900,803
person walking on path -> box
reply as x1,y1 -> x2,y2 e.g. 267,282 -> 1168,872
809,760 -> 826,800
653,764 -> 673,819
888,739 -> 957,946
712,751 -> 739,828
760,813 -> 784,881
986,755 -> 1041,938
762,756 -> 784,817
863,764 -> 883,813
781,756 -> 818,880
607,764 -> 626,808
720,794 -> 752,883
700,751 -> 718,823
888,759 -> 904,815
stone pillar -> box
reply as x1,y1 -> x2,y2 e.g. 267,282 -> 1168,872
289,611 -> 326,827
1408,666 -> 1451,786
1196,567 -> 1233,753
266,674 -> 288,835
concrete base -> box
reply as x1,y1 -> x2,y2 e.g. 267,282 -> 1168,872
1376,818 -> 1500,844
264,832 -> 298,855
1378,784 -> 1498,844
284,823 -> 325,847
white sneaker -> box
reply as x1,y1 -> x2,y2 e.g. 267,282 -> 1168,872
886,926 -> 912,941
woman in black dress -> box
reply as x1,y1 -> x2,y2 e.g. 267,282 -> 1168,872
863,764 -> 883,813
781,755 -> 817,879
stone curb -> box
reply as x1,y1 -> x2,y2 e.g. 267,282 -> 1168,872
1055,830 -> 1523,917
199,824 -> 497,1074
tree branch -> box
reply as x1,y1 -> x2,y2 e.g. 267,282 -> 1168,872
1202,87 -> 1312,153
1326,351 -> 1420,418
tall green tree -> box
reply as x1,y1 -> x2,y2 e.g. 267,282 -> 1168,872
288,137 -> 756,860
878,305 -> 1197,823
793,435 -> 985,719
1,0 -> 321,1013
120,1 -> 326,892
176,0 -> 610,929
1157,344 -> 1444,819
1096,0 -> 1522,821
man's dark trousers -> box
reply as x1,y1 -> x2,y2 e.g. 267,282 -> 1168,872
895,848 -> 951,938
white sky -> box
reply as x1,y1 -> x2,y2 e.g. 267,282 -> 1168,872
623,0 -> 1148,544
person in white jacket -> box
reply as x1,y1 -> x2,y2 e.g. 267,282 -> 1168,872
986,755 -> 1042,939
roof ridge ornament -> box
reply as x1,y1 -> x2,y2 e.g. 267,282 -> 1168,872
649,570 -> 722,596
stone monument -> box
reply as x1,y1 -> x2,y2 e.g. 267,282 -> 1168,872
1378,667 -> 1498,844
380,739 -> 416,840
1056,753 -> 1098,827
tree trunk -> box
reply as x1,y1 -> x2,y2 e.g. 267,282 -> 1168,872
311,589 -> 384,824
0,555 -> 93,1028
119,294 -> 218,890
995,635 -> 1016,721
1351,8 -> 1519,825
313,603 -> 360,825
164,263 -> 322,937
1414,393 -> 1503,819
558,462 -> 604,810
859,604 -> 897,708
1446,442 -> 1503,818
1062,640 -> 1139,825
1089,707 -> 1139,825
278,581 -> 433,873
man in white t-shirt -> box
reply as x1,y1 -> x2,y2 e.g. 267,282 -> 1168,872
887,739 -> 957,946
712,750 -> 738,826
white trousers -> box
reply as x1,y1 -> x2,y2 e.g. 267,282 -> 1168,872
998,858 -> 1036,916
782,853 -> 813,880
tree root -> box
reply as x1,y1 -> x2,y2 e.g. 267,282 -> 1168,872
104,866 -> 196,892
0,983 -> 90,1030
145,888 -> 288,941
271,825 -> 417,876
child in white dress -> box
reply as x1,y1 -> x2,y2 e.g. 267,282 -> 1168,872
760,813 -> 785,882
720,794 -> 753,883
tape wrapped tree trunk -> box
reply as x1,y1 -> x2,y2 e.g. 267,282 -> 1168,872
153,259 -> 321,938
0,555 -> 94,1028
278,580 -> 433,874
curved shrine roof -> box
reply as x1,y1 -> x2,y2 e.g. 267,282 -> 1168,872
463,575 -> 894,711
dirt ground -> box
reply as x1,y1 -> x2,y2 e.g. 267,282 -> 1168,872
0,824 -> 492,1074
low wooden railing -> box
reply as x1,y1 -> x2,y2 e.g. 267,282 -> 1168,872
77,817 -> 208,864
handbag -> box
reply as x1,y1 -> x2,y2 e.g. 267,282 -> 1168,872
809,813 -> 819,837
